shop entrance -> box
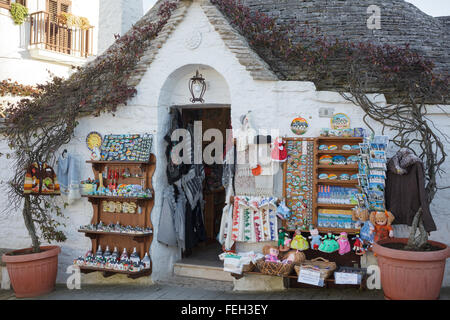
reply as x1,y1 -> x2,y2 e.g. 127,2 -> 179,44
171,104 -> 233,281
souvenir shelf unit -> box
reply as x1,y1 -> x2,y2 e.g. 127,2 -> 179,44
283,136 -> 363,234
79,154 -> 156,279
314,136 -> 363,234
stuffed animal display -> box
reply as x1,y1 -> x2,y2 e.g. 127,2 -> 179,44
370,210 -> 395,242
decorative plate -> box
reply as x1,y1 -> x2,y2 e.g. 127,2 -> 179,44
290,117 -> 309,135
86,132 -> 102,152
332,155 -> 347,165
319,155 -> 333,165
331,113 -> 350,130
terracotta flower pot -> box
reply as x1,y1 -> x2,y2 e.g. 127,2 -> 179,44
2,245 -> 61,298
372,238 -> 450,300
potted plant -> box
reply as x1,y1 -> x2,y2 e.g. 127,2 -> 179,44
2,189 -> 66,298
372,150 -> 450,300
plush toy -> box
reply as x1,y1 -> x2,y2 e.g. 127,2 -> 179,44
336,232 -> 351,255
263,245 -> 280,262
281,250 -> 306,265
352,207 -> 374,243
308,227 -> 322,250
319,233 -> 339,253
290,229 -> 309,251
278,227 -> 288,248
370,210 -> 395,242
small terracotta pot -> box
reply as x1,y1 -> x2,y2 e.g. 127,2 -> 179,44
2,246 -> 61,298
372,238 -> 450,300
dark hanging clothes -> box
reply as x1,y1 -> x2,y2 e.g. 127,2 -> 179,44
385,149 -> 437,232
184,201 -> 207,251
165,108 -> 189,185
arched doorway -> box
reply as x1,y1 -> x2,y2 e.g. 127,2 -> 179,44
156,65 -> 234,281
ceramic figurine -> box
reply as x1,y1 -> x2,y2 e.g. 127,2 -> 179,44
370,210 -> 395,242
142,252 -> 151,269
290,229 -> 309,251
96,245 -> 103,257
308,227 -> 322,250
318,233 -> 339,253
120,248 -> 129,261
104,246 -> 111,259
130,247 -> 140,265
336,232 -> 351,255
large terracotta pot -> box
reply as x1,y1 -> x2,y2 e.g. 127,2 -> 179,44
2,245 -> 61,298
372,238 -> 450,300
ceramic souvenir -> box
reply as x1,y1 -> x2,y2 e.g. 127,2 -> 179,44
347,155 -> 359,164
319,155 -> 333,165
328,174 -> 338,180
332,155 -> 347,165
319,173 -> 329,180
331,113 -> 350,130
290,117 -> 309,135
342,128 -> 354,137
319,144 -> 328,151
328,145 -> 338,151
120,248 -> 129,262
339,174 -> 350,181
86,132 -> 102,151
342,145 -> 352,151
351,174 -> 359,180
96,245 -> 103,257
320,128 -> 330,137
130,247 -> 140,265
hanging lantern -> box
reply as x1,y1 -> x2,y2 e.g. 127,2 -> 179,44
188,70 -> 206,103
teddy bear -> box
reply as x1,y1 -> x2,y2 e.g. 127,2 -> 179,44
369,210 -> 395,242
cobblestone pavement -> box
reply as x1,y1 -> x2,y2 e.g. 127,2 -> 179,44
0,276 -> 449,300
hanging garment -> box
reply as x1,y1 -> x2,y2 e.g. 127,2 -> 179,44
184,201 -> 207,251
164,108 -> 188,185
385,148 -> 436,232
181,165 -> 203,208
157,185 -> 178,247
57,153 -> 81,204
173,188 -> 187,251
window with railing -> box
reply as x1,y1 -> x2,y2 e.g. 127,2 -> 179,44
29,0 -> 94,58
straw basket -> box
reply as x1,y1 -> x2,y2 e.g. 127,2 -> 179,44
294,257 -> 337,280
256,259 -> 294,277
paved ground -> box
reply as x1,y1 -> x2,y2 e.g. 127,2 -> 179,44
1,276 -> 449,300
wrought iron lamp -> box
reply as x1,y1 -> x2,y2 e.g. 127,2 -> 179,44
188,70 -> 206,103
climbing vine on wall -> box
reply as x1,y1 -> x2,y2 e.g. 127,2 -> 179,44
0,79 -> 41,97
2,0 -> 179,253
10,2 -> 28,25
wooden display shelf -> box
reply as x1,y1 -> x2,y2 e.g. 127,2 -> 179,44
87,160 -> 155,165
317,179 -> 358,185
78,265 -> 152,279
316,203 -> 357,209
81,194 -> 153,201
317,164 -> 359,170
78,229 -> 153,242
317,137 -> 364,142
317,227 -> 360,234
317,150 -> 359,155
80,153 -> 156,279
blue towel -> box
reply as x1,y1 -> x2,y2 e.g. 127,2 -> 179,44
57,153 -> 81,203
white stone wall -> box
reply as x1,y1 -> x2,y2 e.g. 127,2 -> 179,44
0,0 -> 448,286
98,0 -> 143,55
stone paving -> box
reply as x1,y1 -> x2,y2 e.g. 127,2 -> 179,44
0,276 -> 449,300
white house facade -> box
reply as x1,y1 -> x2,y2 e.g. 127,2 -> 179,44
0,0 -> 448,289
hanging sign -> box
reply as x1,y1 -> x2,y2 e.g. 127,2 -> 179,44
290,117 -> 309,135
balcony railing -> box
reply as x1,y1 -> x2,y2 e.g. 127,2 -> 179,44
29,11 -> 93,58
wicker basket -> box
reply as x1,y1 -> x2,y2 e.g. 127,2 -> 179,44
256,259 -> 294,277
294,257 -> 337,280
